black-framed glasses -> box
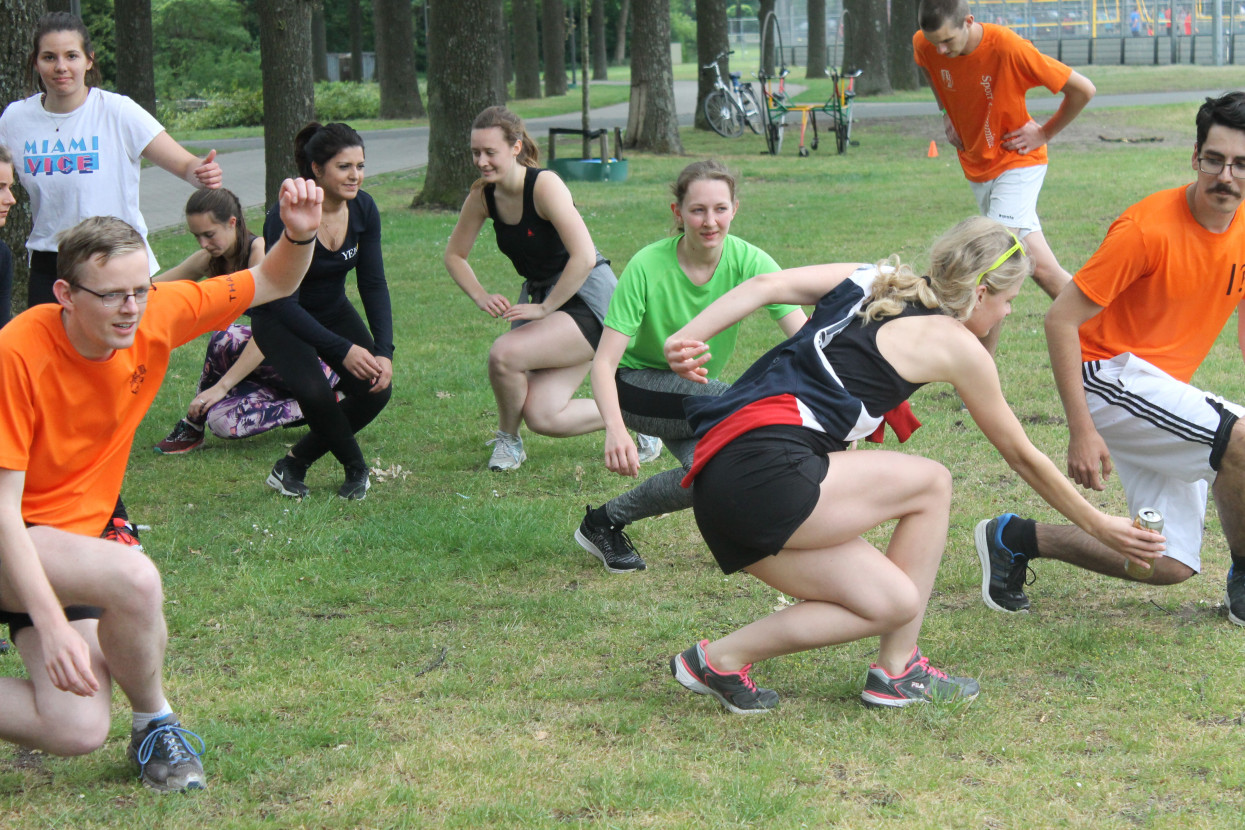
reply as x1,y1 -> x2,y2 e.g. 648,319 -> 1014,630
1197,156 -> 1245,179
73,280 -> 156,309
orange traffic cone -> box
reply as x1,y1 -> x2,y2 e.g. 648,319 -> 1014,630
927,140 -> 939,158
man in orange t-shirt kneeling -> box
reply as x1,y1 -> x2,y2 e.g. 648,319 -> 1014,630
973,93 -> 1245,627
0,179 -> 323,792
914,0 -> 1095,353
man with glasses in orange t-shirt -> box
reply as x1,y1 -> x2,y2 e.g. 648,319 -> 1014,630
975,92 -> 1245,628
915,0 -> 1095,353
0,179 -> 322,792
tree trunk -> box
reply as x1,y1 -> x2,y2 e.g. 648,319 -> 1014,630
114,0 -> 157,116
413,0 -> 497,209
843,0 -> 890,95
542,0 -> 567,96
513,0 -> 542,98
694,0 -> 728,131
493,0 -> 509,103
806,0 -> 829,78
612,0 -> 629,64
349,0 -> 365,81
591,0 -> 607,79
312,1 -> 329,82
757,0 -> 777,75
624,0 -> 682,153
375,0 -> 423,117
887,0 -> 919,90
0,0 -> 44,315
259,0 -> 315,207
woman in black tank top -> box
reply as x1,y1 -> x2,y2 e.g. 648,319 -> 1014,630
445,106 -> 654,472
660,217 -> 1164,715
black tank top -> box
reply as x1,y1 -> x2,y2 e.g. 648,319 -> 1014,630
827,302 -> 941,417
483,166 -> 571,287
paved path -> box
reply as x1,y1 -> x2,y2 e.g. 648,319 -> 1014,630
142,81 -> 1222,232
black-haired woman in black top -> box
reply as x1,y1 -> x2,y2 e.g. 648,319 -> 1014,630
252,122 -> 393,500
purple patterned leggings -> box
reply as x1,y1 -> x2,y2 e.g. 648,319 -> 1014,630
190,323 -> 339,439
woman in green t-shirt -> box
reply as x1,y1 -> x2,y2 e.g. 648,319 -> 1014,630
574,160 -> 808,574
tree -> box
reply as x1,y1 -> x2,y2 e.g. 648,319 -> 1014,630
694,0 -> 729,131
492,0 -> 508,103
590,0 -> 607,80
114,0 -> 157,115
374,0 -> 425,117
757,0 -> 777,75
887,0 -> 920,90
0,0 -> 43,315
258,0 -> 315,207
843,0 -> 890,95
413,0 -> 496,209
312,1 -> 328,82
806,0 -> 829,78
512,0 -> 541,98
542,0 -> 567,96
624,0 -> 682,153
611,0 -> 628,65
349,0 -> 364,81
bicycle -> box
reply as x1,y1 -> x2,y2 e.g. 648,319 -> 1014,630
702,50 -> 763,139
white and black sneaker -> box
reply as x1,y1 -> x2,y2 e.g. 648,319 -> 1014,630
1227,564 -> 1245,627
267,455 -> 310,498
338,464 -> 370,500
486,430 -> 526,471
574,506 -> 646,573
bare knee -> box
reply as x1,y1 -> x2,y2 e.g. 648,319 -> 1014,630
1148,557 -> 1196,585
858,579 -> 921,630
918,462 -> 953,512
38,712 -> 110,757
488,334 -> 525,376
105,552 -> 164,615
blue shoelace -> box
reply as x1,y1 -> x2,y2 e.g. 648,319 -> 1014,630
136,722 -> 206,767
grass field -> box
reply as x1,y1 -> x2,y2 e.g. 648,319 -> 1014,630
2,98 -> 1245,828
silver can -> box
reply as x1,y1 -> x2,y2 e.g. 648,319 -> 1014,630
1126,508 -> 1164,580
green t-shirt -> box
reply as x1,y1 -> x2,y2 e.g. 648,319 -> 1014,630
604,235 -> 799,378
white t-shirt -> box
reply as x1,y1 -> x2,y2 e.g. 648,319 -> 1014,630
0,88 -> 164,273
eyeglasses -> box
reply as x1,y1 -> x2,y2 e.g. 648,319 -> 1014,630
73,281 -> 156,309
1197,157 -> 1245,179
977,235 -> 1024,286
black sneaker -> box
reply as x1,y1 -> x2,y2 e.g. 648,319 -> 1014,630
127,714 -> 207,792
267,455 -> 310,498
574,506 -> 646,573
974,514 -> 1032,613
860,647 -> 980,708
1227,564 -> 1245,627
670,639 -> 778,714
153,419 -> 205,455
338,464 -> 370,500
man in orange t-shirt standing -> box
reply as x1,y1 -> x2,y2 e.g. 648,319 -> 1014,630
0,179 -> 322,792
974,93 -> 1245,627
914,0 -> 1095,351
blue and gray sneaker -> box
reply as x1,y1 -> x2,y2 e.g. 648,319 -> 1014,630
127,714 -> 207,792
974,514 -> 1033,613
1227,564 -> 1245,627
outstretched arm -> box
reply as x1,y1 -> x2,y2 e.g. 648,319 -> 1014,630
250,178 -> 324,307
665,263 -> 860,381
942,326 -> 1163,567
1002,70 -> 1095,155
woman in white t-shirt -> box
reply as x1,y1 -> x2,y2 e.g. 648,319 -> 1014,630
0,12 -> 221,307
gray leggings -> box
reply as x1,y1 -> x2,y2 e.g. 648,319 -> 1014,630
604,368 -> 730,526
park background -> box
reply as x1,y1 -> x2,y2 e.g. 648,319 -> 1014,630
1,0 -> 1245,826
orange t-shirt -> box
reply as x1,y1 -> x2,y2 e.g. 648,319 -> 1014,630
913,24 -> 1073,183
0,272 -> 256,535
1077,187 -> 1245,384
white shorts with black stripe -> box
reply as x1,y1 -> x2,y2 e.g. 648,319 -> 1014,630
1084,353 -> 1244,572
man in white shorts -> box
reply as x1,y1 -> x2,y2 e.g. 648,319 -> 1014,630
914,0 -> 1096,352
975,92 -> 1245,626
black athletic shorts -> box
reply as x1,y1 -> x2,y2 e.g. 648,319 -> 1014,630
522,284 -> 604,350
692,425 -> 841,574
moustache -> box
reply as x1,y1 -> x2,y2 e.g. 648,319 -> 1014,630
1210,184 -> 1240,196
